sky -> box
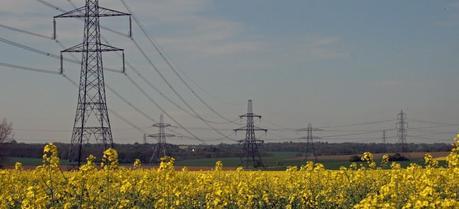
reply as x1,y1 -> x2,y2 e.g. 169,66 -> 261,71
1,0 -> 459,145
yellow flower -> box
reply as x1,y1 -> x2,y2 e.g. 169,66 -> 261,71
214,161 -> 223,171
101,148 -> 118,170
133,159 -> 142,169
42,143 -> 60,168
382,154 -> 390,164
15,162 -> 23,171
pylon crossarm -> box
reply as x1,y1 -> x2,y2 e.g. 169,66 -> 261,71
153,123 -> 172,128
53,6 -> 132,40
253,127 -> 268,132
148,134 -> 175,138
61,43 -> 124,53
255,139 -> 264,144
54,6 -> 130,18
239,114 -> 262,118
234,127 -> 246,132
54,6 -> 86,19
60,45 -> 126,74
98,7 -> 131,17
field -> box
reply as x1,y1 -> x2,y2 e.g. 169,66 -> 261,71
4,151 -> 449,170
0,142 -> 458,208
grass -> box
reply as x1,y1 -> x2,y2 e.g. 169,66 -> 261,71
175,151 -> 449,170
5,157 -> 70,166
3,151 -> 448,170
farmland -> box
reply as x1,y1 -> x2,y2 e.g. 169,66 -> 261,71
3,150 -> 449,170
0,141 -> 458,208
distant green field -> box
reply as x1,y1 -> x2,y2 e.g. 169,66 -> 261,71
5,157 -> 70,166
3,152 -> 446,170
175,152 -> 447,170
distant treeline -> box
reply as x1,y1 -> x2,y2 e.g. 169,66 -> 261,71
0,142 -> 452,164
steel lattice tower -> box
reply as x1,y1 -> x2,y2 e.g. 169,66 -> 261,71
53,0 -> 131,165
382,129 -> 387,152
298,123 -> 322,161
148,115 -> 175,163
396,110 -> 408,153
234,99 -> 267,168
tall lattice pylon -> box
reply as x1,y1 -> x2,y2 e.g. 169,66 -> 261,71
382,129 -> 387,153
54,0 -> 131,166
234,99 -> 267,168
297,123 -> 322,161
396,110 -> 408,153
148,115 -> 175,163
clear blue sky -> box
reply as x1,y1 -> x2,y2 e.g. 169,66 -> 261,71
1,0 -> 459,144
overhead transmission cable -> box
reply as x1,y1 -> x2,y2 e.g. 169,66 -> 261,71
0,27 -> 197,141
317,119 -> 394,129
410,119 -> 459,127
0,61 -> 147,135
63,0 -> 234,142
0,62 -> 60,75
123,74 -> 208,143
0,36 -> 122,73
0,22 -> 204,143
321,129 -> 386,138
119,0 -> 241,125
126,36 -> 237,142
61,0 -> 226,125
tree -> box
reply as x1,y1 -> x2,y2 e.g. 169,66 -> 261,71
0,118 -> 13,143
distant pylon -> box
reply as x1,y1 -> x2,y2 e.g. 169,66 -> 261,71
148,115 -> 175,163
298,123 -> 322,161
396,110 -> 408,152
234,99 -> 267,168
54,0 -> 132,166
382,129 -> 387,152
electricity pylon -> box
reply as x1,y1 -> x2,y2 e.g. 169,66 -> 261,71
148,115 -> 175,163
54,0 -> 132,166
234,99 -> 267,168
382,129 -> 387,152
396,110 -> 408,153
297,123 -> 322,161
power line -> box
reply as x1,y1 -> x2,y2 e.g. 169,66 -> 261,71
0,62 -> 147,137
127,37 -> 237,142
0,36 -> 122,73
410,119 -> 459,127
67,0 -> 231,126
0,22 -> 99,68
317,119 -> 394,129
123,57 -> 233,125
64,64 -> 205,143
0,26 -> 201,144
0,25 -> 150,138
123,73 -> 207,143
109,110 -> 145,134
0,23 -> 52,40
0,62 -> 60,75
65,0 -> 240,140
119,0 -> 241,125
321,129 -> 383,138
0,26 -> 203,144
407,134 -> 454,143
61,69 -> 147,136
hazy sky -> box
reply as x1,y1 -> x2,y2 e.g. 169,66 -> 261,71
1,0 -> 459,144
